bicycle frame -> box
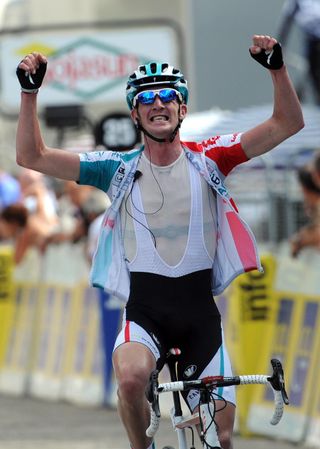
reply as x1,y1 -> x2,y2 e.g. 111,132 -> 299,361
145,349 -> 289,449
164,352 -> 220,449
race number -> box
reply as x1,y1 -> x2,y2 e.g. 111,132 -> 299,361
94,112 -> 140,151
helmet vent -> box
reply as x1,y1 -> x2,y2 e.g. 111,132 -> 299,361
138,65 -> 146,75
150,62 -> 157,73
161,63 -> 169,72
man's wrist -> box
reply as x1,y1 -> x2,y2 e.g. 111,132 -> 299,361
269,63 -> 286,72
21,88 -> 39,94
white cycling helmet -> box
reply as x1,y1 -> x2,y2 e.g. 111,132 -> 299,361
126,62 -> 188,110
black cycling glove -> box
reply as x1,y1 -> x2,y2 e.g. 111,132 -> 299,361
249,42 -> 284,70
16,61 -> 47,93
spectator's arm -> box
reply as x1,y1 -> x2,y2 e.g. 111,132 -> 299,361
290,224 -> 320,257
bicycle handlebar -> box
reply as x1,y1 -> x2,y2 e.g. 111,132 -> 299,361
146,358 -> 289,438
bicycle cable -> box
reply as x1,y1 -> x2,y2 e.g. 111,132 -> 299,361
187,426 -> 196,449
198,386 -> 225,449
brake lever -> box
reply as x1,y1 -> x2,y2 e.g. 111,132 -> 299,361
145,369 -> 161,418
268,359 -> 290,405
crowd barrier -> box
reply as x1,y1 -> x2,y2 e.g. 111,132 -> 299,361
0,243 -> 319,447
0,247 -> 15,376
0,244 -> 106,405
222,247 -> 320,448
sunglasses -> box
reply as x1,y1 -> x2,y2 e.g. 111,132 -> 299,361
132,88 -> 182,108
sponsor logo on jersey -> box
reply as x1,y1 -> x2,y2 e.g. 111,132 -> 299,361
114,166 -> 125,185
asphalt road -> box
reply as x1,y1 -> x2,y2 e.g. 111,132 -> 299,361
0,394 -> 300,449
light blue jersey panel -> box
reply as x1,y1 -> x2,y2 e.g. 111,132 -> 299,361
79,154 -> 121,191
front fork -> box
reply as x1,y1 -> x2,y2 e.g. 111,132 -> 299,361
170,409 -> 189,449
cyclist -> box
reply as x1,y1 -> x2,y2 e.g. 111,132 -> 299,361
16,35 -> 304,449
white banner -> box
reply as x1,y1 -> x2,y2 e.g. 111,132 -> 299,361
0,26 -> 179,110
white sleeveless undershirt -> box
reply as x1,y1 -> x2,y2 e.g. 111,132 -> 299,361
124,152 -> 216,277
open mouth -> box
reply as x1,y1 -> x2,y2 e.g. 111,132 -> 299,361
150,115 -> 169,122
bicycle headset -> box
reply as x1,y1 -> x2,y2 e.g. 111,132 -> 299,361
126,62 -> 189,143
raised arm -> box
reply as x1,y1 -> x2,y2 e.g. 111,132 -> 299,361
241,35 -> 304,159
16,52 -> 80,181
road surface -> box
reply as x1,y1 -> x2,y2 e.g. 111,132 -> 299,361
0,394 -> 300,449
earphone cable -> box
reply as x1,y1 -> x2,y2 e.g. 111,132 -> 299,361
124,174 -> 157,247
130,140 -> 165,216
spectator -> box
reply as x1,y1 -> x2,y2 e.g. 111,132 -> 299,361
310,148 -> 320,187
0,203 -> 29,264
0,203 -> 28,241
0,169 -> 21,211
43,181 -> 95,246
0,169 -> 60,264
290,164 -> 320,256
18,168 -> 58,230
278,0 -> 320,104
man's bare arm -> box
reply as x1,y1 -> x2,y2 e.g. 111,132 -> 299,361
16,52 -> 81,181
241,35 -> 304,159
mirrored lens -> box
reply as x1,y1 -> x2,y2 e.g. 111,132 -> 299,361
158,89 -> 178,103
137,90 -> 157,105
135,88 -> 179,106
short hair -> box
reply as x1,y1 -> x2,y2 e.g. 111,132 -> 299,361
297,165 -> 320,194
314,150 -> 320,173
1,204 -> 28,227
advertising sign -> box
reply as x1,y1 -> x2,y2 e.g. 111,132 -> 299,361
0,26 -> 179,111
0,248 -> 14,368
224,254 -> 277,434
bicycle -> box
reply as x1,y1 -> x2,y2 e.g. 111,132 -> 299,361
145,348 -> 289,449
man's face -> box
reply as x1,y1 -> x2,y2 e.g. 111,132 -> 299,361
131,87 -> 187,139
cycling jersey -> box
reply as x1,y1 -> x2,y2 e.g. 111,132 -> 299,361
127,155 -> 214,276
122,150 -> 217,266
78,133 -> 263,301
